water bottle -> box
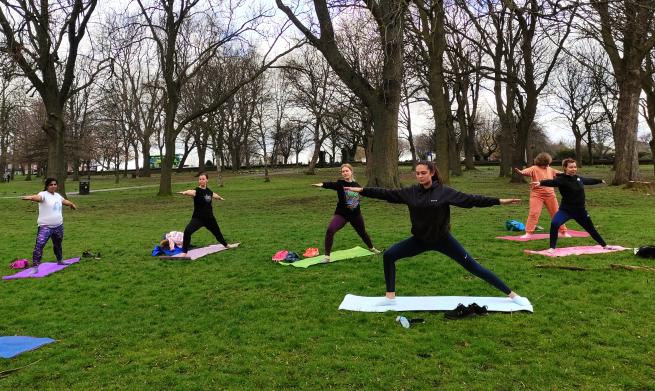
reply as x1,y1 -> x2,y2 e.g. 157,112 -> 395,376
395,316 -> 410,329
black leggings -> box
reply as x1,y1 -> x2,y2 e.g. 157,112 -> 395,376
382,234 -> 512,294
550,208 -> 606,249
182,217 -> 227,252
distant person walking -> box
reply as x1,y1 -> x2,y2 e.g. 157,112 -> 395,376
346,161 -> 530,307
513,152 -> 568,238
312,163 -> 379,263
177,172 -> 236,256
535,158 -> 613,252
22,178 -> 77,274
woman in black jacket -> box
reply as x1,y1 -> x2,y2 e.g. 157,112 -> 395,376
313,163 -> 379,263
346,161 -> 529,307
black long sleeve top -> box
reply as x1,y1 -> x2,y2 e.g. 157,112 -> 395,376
322,179 -> 362,219
360,181 -> 500,243
539,174 -> 603,211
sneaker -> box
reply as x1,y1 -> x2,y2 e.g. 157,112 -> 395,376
444,303 -> 475,320
226,243 -> 239,249
369,247 -> 381,255
467,303 -> 488,316
395,316 -> 410,329
375,297 -> 397,306
512,296 -> 530,307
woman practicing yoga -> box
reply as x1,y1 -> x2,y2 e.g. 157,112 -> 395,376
178,172 -> 236,256
346,161 -> 530,307
312,163 -> 379,263
22,178 -> 77,274
534,158 -> 613,252
513,152 -> 568,238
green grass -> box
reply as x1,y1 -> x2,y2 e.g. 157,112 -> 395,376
1,165 -> 654,390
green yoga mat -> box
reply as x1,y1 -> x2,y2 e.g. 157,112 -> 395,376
279,246 -> 375,268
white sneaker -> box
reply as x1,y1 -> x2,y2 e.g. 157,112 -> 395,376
226,243 -> 239,249
512,296 -> 530,307
375,297 -> 397,306
369,247 -> 381,255
395,316 -> 410,328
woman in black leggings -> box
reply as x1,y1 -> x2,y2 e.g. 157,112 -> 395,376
178,172 -> 235,256
346,161 -> 530,307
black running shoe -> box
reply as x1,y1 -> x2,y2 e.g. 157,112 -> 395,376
444,303 -> 475,320
467,303 -> 488,316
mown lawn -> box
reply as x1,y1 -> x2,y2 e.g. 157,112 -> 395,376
1,165 -> 654,390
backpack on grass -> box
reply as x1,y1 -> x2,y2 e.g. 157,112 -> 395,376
505,219 -> 525,232
635,246 -> 655,259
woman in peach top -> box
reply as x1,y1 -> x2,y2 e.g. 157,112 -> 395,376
513,153 -> 568,239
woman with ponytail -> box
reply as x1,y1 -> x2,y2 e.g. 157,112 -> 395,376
346,161 -> 530,307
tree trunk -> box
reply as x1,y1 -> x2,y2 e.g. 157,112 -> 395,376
575,135 -> 583,166
367,106 -> 400,187
142,138 -> 151,177
43,110 -> 68,196
612,74 -> 641,185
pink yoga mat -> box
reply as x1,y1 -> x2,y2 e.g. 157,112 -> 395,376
497,230 -> 590,242
524,245 -> 627,257
159,243 -> 238,260
3,257 -> 80,280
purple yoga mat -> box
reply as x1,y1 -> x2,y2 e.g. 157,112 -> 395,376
3,257 -> 80,280
524,245 -> 626,257
497,230 -> 590,241
159,243 -> 239,260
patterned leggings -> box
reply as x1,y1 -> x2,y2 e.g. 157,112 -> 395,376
32,224 -> 64,266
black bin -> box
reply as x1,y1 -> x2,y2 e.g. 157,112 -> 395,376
79,179 -> 90,195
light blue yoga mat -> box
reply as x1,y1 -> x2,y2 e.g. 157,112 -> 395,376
279,246 -> 375,268
0,336 -> 55,358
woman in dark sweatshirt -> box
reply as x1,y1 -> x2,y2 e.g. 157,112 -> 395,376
312,164 -> 379,263
177,172 -> 236,256
346,161 -> 530,307
536,158 -> 612,252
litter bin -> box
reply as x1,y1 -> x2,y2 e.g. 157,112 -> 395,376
79,178 -> 90,195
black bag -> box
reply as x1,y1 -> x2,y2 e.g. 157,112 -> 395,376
635,246 -> 655,259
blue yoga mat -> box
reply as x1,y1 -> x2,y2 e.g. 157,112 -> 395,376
0,336 -> 55,358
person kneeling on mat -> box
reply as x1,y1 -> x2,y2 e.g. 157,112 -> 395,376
177,172 -> 236,256
345,161 -> 530,307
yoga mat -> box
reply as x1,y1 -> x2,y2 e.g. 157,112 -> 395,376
0,336 -> 55,358
338,294 -> 533,313
525,245 -> 627,257
497,230 -> 590,241
3,258 -> 80,280
279,246 -> 374,268
159,243 -> 239,260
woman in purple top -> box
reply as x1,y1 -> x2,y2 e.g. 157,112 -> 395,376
312,164 -> 379,263
347,161 -> 530,307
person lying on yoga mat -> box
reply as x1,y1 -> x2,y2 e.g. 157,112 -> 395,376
177,172 -> 236,257
312,163 -> 380,263
345,161 -> 530,307
513,152 -> 568,239
534,158 -> 615,253
160,231 -> 184,250
22,177 -> 77,274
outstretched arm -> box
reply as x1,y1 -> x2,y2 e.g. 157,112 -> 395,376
21,194 -> 43,202
62,199 -> 77,210
311,182 -> 324,187
212,192 -> 224,200
581,177 -> 605,185
177,190 -> 196,197
347,186 -> 407,204
513,167 -> 529,176
499,198 -> 521,205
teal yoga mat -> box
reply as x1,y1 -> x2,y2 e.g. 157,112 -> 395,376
279,246 -> 375,268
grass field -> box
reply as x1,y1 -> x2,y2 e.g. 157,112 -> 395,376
1,165 -> 654,390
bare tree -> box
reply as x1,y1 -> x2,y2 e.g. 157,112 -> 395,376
641,52 -> 655,175
0,0 -> 108,195
581,0 -> 655,184
277,0 -> 406,187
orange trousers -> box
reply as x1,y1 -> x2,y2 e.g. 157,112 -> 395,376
526,193 -> 567,234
